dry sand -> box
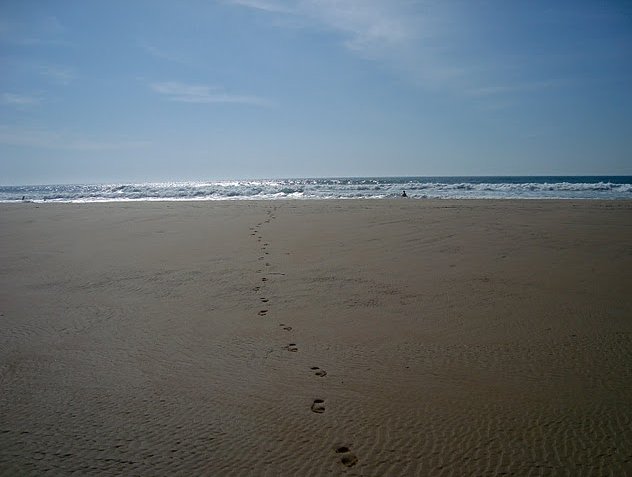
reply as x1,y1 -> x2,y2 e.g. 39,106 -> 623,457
1,200 -> 631,476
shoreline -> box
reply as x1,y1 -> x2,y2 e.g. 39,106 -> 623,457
3,196 -> 632,204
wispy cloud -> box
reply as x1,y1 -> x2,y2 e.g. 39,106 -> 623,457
36,64 -> 75,84
0,15 -> 71,47
229,0 -> 292,14
41,15 -> 65,35
150,81 -> 274,107
9,37 -> 72,47
229,0 -> 417,52
2,59 -> 76,85
227,0 -> 464,87
226,0 -> 591,101
466,80 -> 565,97
0,125 -> 149,151
138,41 -> 194,65
1,93 -> 41,107
304,0 -> 418,55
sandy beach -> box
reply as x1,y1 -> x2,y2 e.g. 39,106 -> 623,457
1,199 -> 631,476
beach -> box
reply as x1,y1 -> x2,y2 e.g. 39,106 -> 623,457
1,199 -> 631,475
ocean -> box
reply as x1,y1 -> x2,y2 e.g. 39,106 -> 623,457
1,176 -> 631,202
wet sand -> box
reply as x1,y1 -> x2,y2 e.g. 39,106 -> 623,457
1,200 -> 631,475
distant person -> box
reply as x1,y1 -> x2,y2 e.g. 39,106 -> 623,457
402,190 -> 407,198
21,196 -> 25,201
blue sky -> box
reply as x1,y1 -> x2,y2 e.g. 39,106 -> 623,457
1,0 -> 631,184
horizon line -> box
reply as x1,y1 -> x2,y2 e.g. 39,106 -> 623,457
2,174 -> 632,188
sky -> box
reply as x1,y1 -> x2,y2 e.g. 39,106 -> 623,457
1,0 -> 631,185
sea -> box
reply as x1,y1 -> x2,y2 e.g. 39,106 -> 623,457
1,176 -> 631,202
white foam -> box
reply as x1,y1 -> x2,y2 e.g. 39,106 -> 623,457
1,178 -> 630,202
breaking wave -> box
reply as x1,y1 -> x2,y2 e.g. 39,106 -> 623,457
1,177 -> 631,202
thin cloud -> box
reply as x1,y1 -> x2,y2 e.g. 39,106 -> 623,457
229,0 -> 293,14
1,93 -> 41,107
0,15 -> 71,47
466,80 -> 565,97
226,0 -> 463,87
229,0 -> 417,51
36,64 -> 76,84
9,37 -> 73,47
303,0 -> 418,54
225,0 -> 588,99
0,125 -> 149,151
150,81 -> 274,107
138,41 -> 194,65
41,15 -> 65,35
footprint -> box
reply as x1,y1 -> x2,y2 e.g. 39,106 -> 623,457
341,455 -> 358,467
310,366 -> 327,377
260,298 -> 269,303
283,326 -> 293,331
261,277 -> 267,282
252,286 -> 260,292
285,343 -> 298,352
258,310 -> 268,316
335,447 -> 358,467
311,399 -> 325,413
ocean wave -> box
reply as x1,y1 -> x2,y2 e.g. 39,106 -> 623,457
1,177 -> 630,202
